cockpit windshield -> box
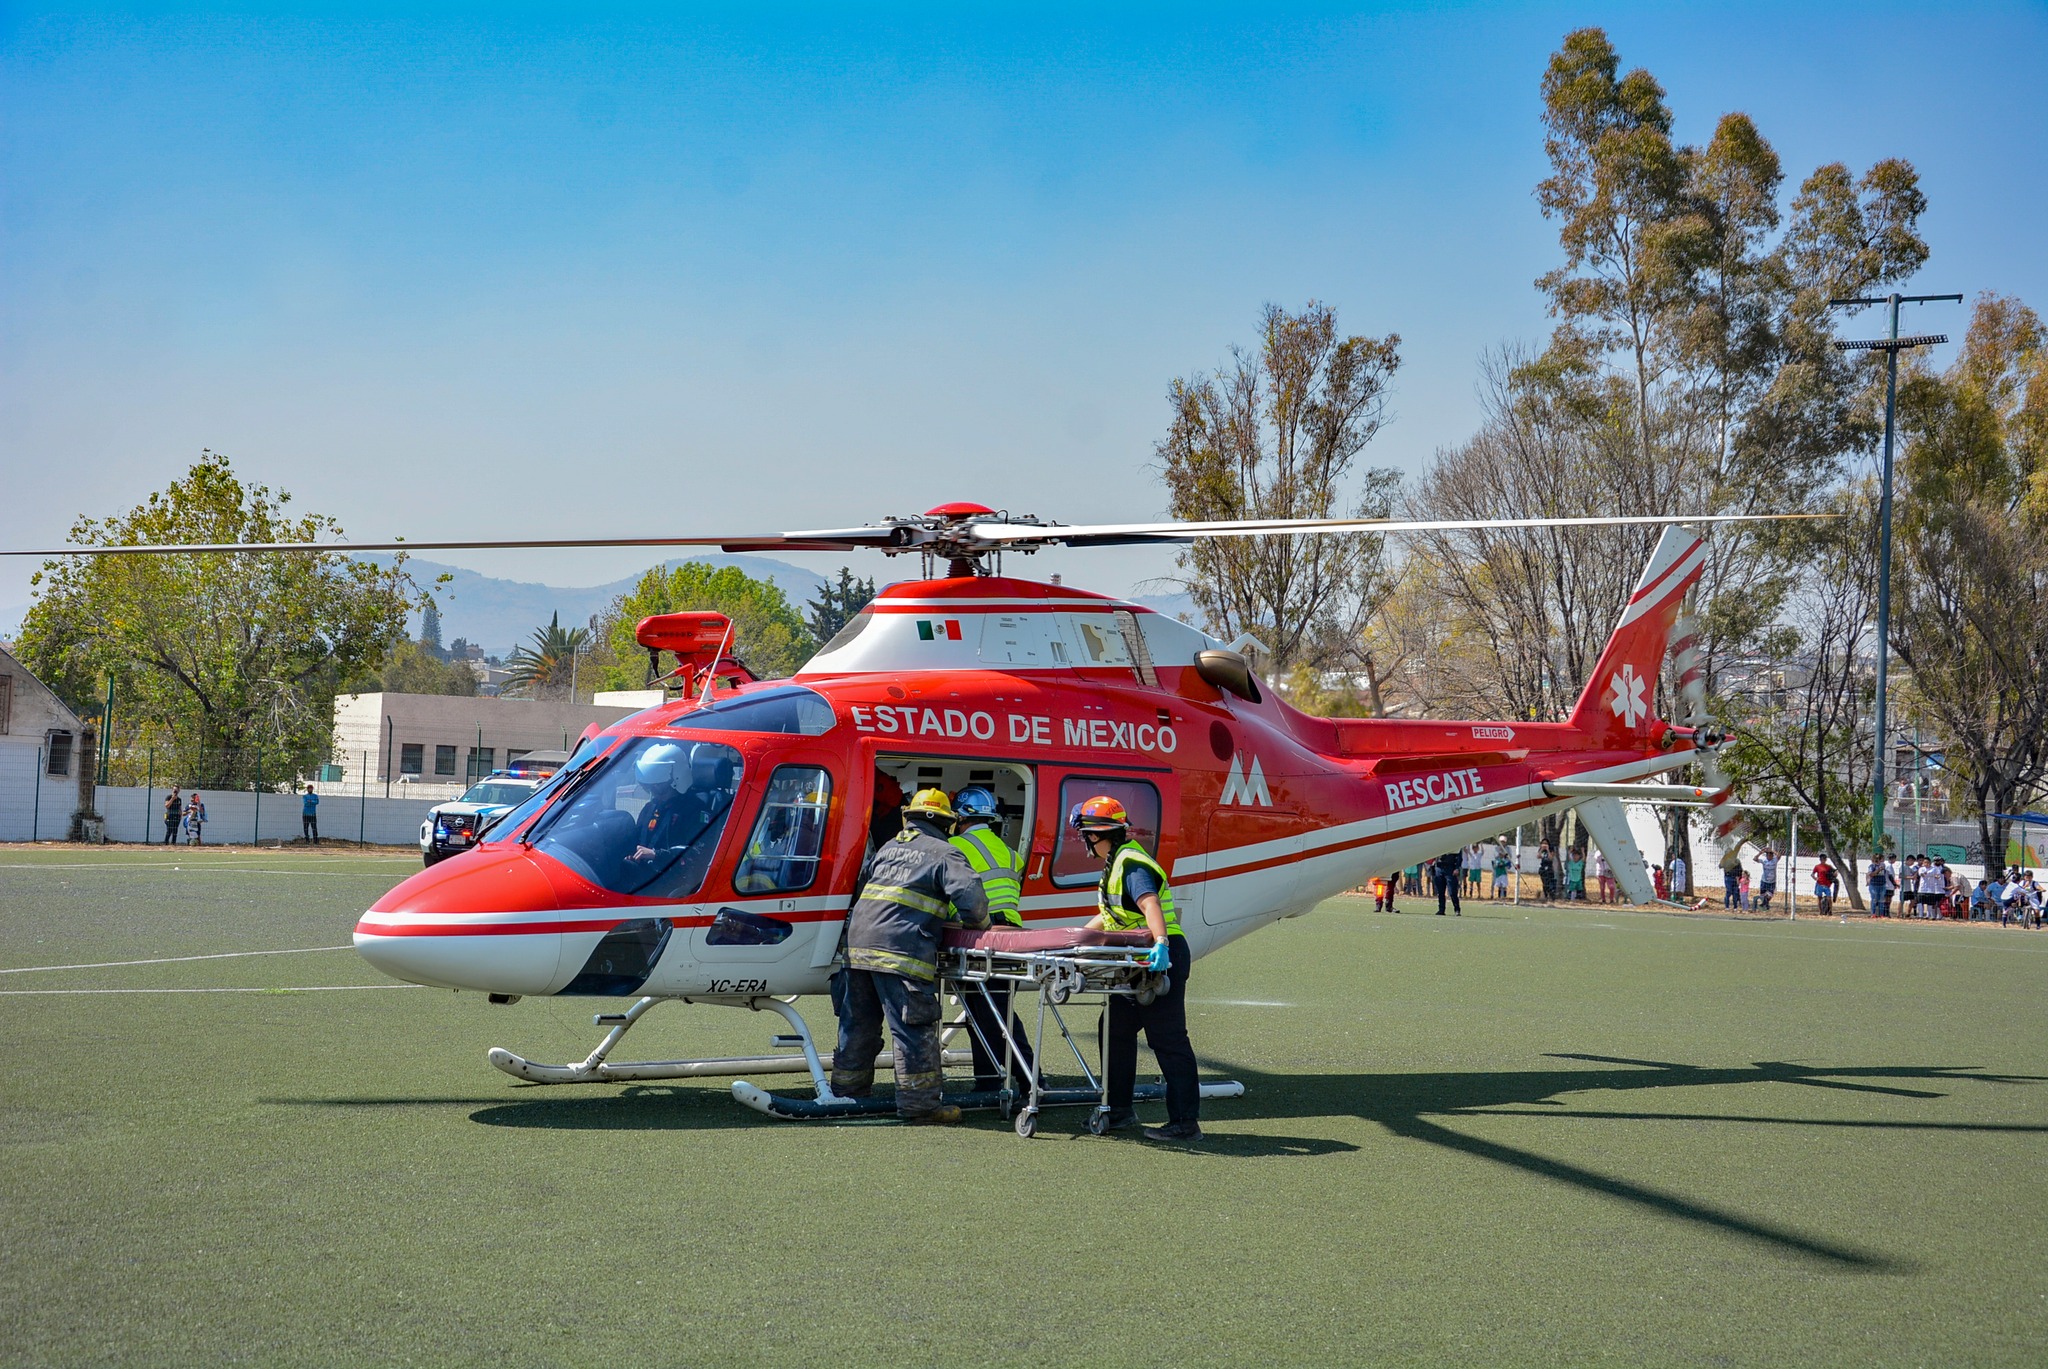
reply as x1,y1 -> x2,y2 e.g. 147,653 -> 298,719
665,685 -> 836,736
528,736 -> 743,898
479,733 -> 611,842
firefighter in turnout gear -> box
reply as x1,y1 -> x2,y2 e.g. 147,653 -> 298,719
831,787 -> 989,1123
948,786 -> 1035,1093
1076,796 -> 1202,1142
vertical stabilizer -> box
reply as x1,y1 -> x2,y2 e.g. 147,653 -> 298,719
1569,527 -> 1708,745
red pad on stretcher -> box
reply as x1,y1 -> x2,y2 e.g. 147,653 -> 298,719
942,927 -> 1152,952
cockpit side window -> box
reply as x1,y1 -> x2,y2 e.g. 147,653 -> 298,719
732,765 -> 833,895
531,737 -> 744,899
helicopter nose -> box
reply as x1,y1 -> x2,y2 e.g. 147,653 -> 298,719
355,852 -> 583,995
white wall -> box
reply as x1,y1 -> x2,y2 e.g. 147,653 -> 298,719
0,741 -> 67,841
92,784 -> 441,847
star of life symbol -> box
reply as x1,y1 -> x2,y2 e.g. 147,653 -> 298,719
1608,664 -> 1649,728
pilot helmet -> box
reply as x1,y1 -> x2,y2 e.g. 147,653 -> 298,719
635,741 -> 689,789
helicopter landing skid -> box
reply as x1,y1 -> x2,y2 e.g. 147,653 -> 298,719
486,995 -> 968,1090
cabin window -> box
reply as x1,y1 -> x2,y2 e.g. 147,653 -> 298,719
733,765 -> 833,895
667,685 -> 835,737
817,608 -> 875,655
1051,775 -> 1162,888
529,737 -> 742,899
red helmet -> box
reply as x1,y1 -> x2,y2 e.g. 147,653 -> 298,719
1068,795 -> 1129,835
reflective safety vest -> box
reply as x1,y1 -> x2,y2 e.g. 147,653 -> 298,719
1099,840 -> 1181,938
951,824 -> 1023,927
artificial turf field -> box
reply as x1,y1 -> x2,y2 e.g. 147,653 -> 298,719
2,847 -> 2045,1367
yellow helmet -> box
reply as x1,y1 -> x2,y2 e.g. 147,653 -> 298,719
904,788 -> 956,821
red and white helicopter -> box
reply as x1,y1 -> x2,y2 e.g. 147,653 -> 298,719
17,502 -> 1769,1113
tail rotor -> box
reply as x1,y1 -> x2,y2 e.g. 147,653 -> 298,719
1671,611 -> 1744,851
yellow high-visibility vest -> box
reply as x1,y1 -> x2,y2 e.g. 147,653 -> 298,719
950,824 -> 1023,927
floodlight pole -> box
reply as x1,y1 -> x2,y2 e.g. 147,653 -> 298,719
1829,291 -> 1962,867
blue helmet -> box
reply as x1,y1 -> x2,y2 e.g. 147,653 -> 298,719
953,786 -> 1000,822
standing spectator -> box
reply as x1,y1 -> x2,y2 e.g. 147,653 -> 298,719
162,787 -> 183,845
1491,843 -> 1512,899
1813,854 -> 1837,917
1738,866 -> 1752,910
184,793 -> 206,846
1756,847 -> 1779,913
1866,852 -> 1894,918
1564,849 -> 1586,900
1653,863 -> 1669,900
1402,863 -> 1422,897
1720,846 -> 1743,909
1537,841 -> 1558,900
1462,844 -> 1482,895
301,785 -> 321,845
1668,851 -> 1688,901
1917,856 -> 1947,919
1591,848 -> 1615,904
1371,875 -> 1396,913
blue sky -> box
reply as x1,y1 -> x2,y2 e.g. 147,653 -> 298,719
4,3 -> 2043,624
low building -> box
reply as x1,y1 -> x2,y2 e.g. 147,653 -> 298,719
332,692 -> 641,799
0,644 -> 95,841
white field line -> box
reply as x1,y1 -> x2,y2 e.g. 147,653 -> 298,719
0,985 -> 422,996
1504,914 -> 2048,954
1190,998 -> 1295,1008
0,946 -> 354,975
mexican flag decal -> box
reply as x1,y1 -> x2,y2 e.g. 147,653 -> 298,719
915,619 -> 963,641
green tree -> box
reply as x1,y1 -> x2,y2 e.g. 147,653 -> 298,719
1155,300 -> 1403,674
1892,293 -> 2048,865
505,612 -> 591,701
345,640 -> 478,697
419,600 -> 444,659
805,567 -> 878,646
593,562 -> 814,688
15,452 -> 414,786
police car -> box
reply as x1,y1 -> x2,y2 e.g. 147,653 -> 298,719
419,751 -> 570,866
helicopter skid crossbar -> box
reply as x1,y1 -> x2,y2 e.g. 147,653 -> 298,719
486,994 -> 967,1089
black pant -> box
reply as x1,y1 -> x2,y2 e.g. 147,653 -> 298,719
964,979 -> 1035,1091
302,814 -> 318,842
1433,871 -> 1461,915
163,817 -> 180,844
1105,934 -> 1198,1125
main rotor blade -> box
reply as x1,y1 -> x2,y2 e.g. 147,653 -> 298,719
965,511 -> 1829,546
0,529 -> 899,558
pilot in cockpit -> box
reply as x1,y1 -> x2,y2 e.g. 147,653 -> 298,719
628,742 -> 697,864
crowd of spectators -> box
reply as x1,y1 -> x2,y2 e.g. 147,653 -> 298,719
1365,836 -> 2044,927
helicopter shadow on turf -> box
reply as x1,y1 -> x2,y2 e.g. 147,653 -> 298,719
1197,1051 -> 2048,1271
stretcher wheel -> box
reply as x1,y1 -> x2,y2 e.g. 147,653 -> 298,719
1086,1107 -> 1111,1136
1046,980 -> 1071,1006
1015,1108 -> 1038,1139
1136,974 -> 1164,1005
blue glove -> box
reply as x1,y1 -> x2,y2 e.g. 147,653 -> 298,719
1145,940 -> 1171,972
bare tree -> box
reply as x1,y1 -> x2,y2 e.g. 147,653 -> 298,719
1156,301 -> 1403,673
1722,491 -> 1878,905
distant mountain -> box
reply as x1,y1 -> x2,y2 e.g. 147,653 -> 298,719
1131,590 -> 1199,625
375,554 -> 830,656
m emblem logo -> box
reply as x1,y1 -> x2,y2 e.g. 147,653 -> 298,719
1608,664 -> 1649,728
1219,753 -> 1272,807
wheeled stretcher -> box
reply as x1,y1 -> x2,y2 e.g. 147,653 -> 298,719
728,926 -> 1245,1132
